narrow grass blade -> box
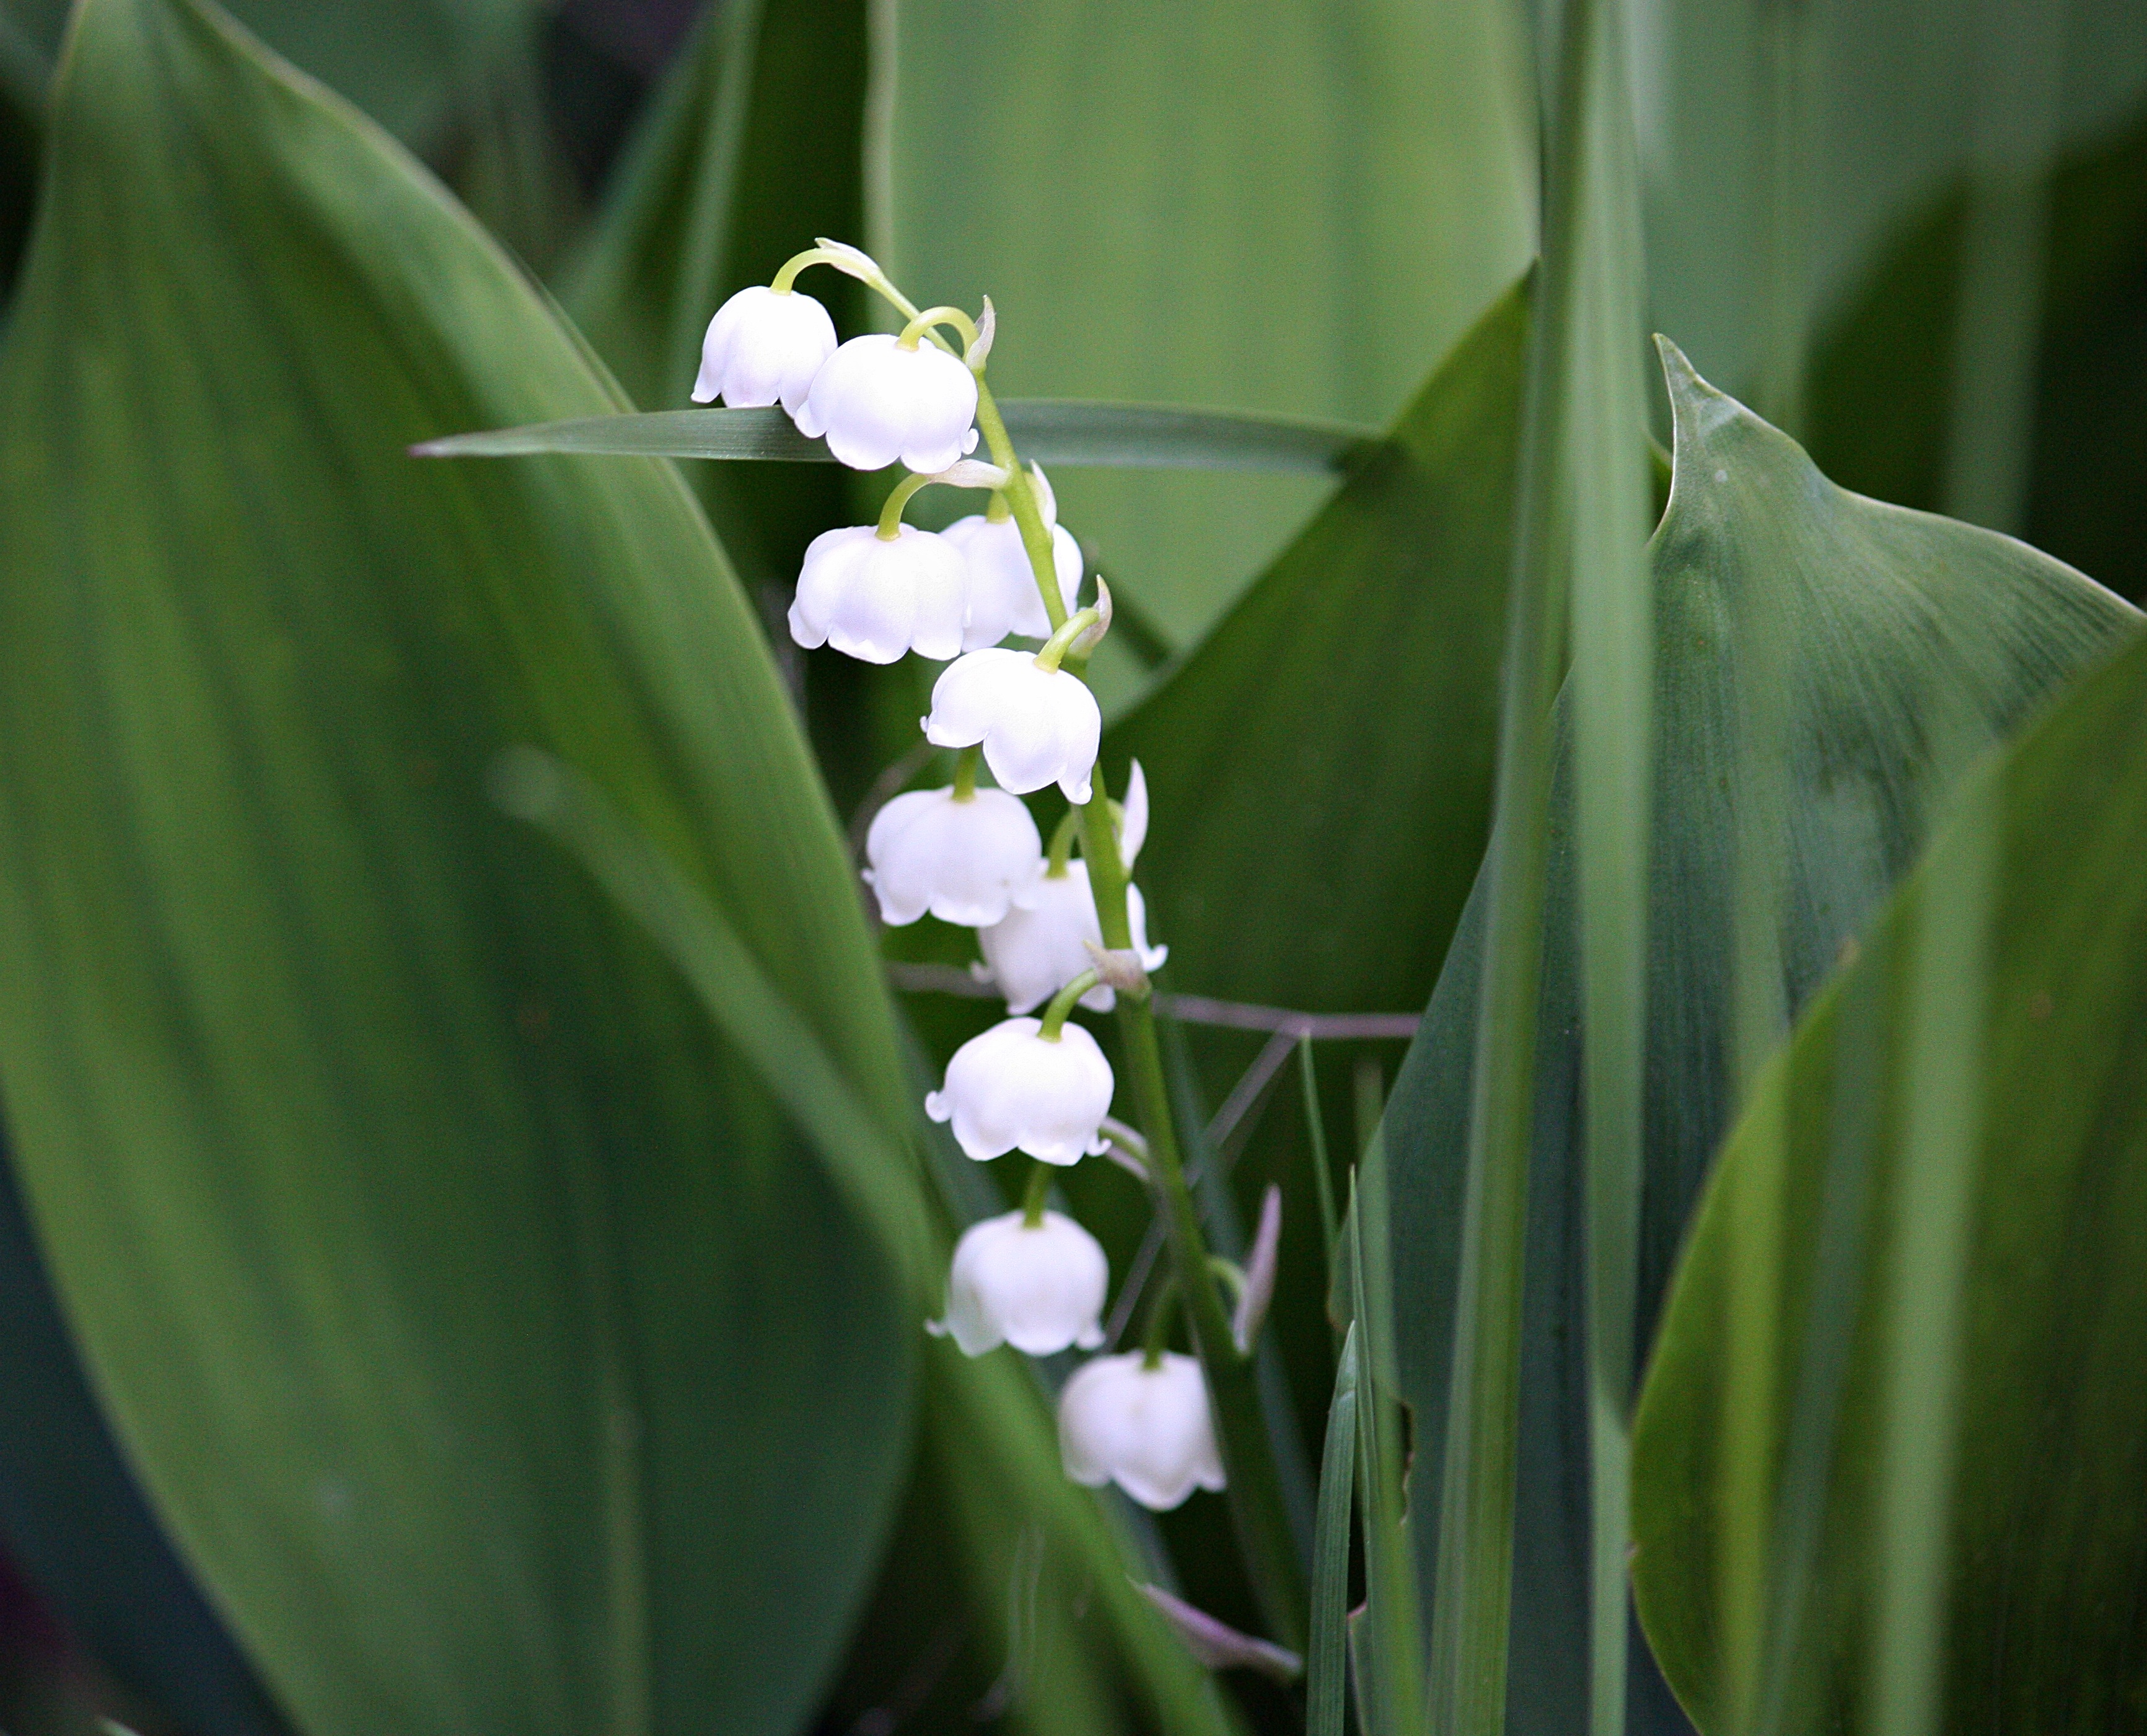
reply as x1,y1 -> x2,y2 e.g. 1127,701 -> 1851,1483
1351,1179 -> 1425,1736
1565,2 -> 1653,1729
1307,1323 -> 1360,1736
1869,774 -> 1998,1736
414,400 -> 1384,472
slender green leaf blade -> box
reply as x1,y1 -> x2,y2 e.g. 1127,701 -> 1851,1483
1307,1324 -> 1359,1736
413,400 -> 1384,474
1374,343 -> 2138,1736
1105,277 -> 1529,1014
1631,617 -> 2147,1734
0,6 -> 922,1736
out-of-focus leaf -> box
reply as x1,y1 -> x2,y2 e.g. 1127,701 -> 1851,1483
1634,0 -> 2146,418
1808,99 -> 2147,604
884,0 -> 1537,655
1105,276 -> 1527,1014
559,0 -> 915,817
418,400 -> 1383,473
0,6 -> 918,1736
1631,617 -> 2147,1734
1374,344 -> 2137,1736
1,0 -> 533,145
0,1152 -> 288,1736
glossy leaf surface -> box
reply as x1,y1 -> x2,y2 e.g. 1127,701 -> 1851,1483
0,6 -> 916,1736
1631,616 -> 2147,1733
1374,346 -> 2137,1735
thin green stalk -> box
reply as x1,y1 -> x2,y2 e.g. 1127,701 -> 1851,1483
1298,1035 -> 1340,1293
1076,773 -> 1307,1649
1352,1176 -> 1426,1736
1754,0 -> 1817,439
1430,0 -> 1635,1729
1021,1159 -> 1052,1228
1565,4 -> 1653,1736
973,379 -> 1069,633
1307,1325 -> 1360,1736
1939,0 -> 2067,534
1871,779 -> 1997,1736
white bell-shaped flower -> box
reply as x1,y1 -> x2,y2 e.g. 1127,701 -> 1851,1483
978,859 -> 1169,1014
790,524 -> 968,664
1059,1352 -> 1227,1511
944,514 -> 1083,646
924,648 -> 1100,802
691,285 -> 837,413
864,786 -> 1043,927
794,333 -> 980,472
928,1209 -> 1108,1357
926,1016 -> 1113,1165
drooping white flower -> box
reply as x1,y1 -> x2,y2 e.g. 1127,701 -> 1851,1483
1059,1352 -> 1227,1511
690,285 -> 837,413
923,648 -> 1100,802
977,859 -> 1168,1014
794,333 -> 980,472
944,513 -> 1084,646
928,1209 -> 1108,1357
926,1016 -> 1113,1165
864,786 -> 1043,927
789,524 -> 968,664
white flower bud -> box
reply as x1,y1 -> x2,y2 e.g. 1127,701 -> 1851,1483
863,786 -> 1042,927
690,285 -> 837,413
943,514 -> 1084,646
978,859 -> 1167,1014
926,1016 -> 1113,1165
928,1209 -> 1108,1356
1058,1352 -> 1227,1511
923,648 -> 1100,802
793,333 -> 980,473
789,524 -> 968,664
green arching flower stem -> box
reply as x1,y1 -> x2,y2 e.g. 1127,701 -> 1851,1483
1038,969 -> 1100,1041
1075,765 -> 1309,1651
875,470 -> 938,539
1021,1159 -> 1053,1229
951,745 -> 980,802
1045,807 -> 1081,876
972,379 -> 1069,636
910,263 -> 1306,1647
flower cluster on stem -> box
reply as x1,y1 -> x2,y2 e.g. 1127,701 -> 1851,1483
696,245 -> 1307,1645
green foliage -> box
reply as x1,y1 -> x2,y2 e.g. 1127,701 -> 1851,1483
1631,615 -> 2147,1734
1374,343 -> 2137,1735
0,7 -> 915,1736
1105,279 -> 1527,1014
882,0 -> 1537,659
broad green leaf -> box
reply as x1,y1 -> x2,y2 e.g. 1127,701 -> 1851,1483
1630,615 -> 2147,1734
884,0 -> 1537,652
1373,344 -> 2137,1736
0,6 -> 917,1736
0,1155 -> 289,1736
417,400 -> 1381,474
1,0 -> 533,145
557,0 -> 920,819
1104,276 -> 1527,1014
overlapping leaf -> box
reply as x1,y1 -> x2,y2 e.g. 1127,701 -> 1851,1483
0,5 -> 916,1736
1631,616 -> 2147,1734
1372,346 -> 2137,1735
884,0 -> 1537,657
